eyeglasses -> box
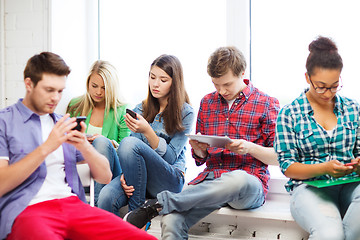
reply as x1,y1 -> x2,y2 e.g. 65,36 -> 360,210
308,75 -> 343,94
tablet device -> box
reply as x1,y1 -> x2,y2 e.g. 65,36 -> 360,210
186,134 -> 233,148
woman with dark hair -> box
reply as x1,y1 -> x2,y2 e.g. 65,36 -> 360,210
97,54 -> 194,219
274,36 -> 360,239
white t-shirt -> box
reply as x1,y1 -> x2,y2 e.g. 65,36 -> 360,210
326,128 -> 335,138
227,99 -> 236,110
29,114 -> 75,205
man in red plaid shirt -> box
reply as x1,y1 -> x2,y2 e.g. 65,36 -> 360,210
124,46 -> 280,239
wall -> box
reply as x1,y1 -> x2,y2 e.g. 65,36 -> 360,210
0,0 -> 250,111
0,0 -> 49,109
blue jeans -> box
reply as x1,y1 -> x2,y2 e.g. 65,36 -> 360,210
290,183 -> 360,240
159,170 -> 265,240
97,136 -> 185,215
92,136 -> 121,205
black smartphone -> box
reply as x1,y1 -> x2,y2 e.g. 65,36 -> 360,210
126,109 -> 137,119
72,116 -> 86,131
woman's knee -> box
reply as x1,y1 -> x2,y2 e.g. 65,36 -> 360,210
92,136 -> 112,150
117,136 -> 141,155
97,185 -> 114,208
97,177 -> 121,207
311,227 -> 344,240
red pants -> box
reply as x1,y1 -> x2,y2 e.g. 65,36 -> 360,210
6,196 -> 157,240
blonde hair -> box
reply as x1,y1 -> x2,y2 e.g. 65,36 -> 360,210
67,60 -> 125,124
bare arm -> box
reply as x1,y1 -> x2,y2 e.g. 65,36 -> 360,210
66,121 -> 112,184
0,114 -> 77,197
226,139 -> 279,166
0,146 -> 51,197
284,160 -> 355,180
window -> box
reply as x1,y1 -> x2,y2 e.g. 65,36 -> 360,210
99,0 -> 227,182
51,0 -> 99,114
99,0 -> 227,110
251,0 -> 360,106
251,0 -> 360,179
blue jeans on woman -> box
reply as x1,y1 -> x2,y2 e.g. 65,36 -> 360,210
91,136 -> 121,205
159,170 -> 265,240
290,182 -> 360,240
97,136 -> 185,216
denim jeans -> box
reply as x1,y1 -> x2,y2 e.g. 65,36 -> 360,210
97,136 -> 185,215
91,136 -> 121,205
159,170 -> 265,240
290,182 -> 360,240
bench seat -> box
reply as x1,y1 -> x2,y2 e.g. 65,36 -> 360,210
147,178 -> 309,239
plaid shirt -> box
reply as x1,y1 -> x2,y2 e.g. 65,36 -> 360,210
189,79 -> 280,195
274,90 -> 360,192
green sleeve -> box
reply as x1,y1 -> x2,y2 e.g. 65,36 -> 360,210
116,104 -> 131,143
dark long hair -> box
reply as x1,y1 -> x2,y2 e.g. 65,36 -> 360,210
142,54 -> 190,135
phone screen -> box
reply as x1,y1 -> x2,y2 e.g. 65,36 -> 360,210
73,116 -> 86,131
126,109 -> 137,119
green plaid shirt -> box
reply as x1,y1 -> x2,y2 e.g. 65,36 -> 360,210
274,90 -> 360,192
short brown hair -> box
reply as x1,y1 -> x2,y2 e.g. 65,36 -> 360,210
24,52 -> 71,87
207,46 -> 246,78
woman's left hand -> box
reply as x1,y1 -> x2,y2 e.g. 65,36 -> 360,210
120,174 -> 134,198
86,133 -> 100,143
351,157 -> 360,175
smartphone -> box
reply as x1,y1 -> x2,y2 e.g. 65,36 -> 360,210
126,109 -> 137,119
345,162 -> 357,166
72,116 -> 86,131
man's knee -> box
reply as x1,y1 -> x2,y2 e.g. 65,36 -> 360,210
161,213 -> 188,240
221,170 -> 257,192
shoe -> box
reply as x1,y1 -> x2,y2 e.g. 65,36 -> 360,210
123,199 -> 162,229
144,221 -> 151,231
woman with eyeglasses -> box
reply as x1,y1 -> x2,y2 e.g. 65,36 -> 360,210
274,36 -> 360,239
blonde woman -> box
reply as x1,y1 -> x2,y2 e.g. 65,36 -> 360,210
67,60 -> 130,204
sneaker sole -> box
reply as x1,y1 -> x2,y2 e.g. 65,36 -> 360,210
123,212 -> 130,222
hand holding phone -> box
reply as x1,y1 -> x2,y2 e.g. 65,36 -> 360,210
72,116 -> 86,131
126,109 -> 137,119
